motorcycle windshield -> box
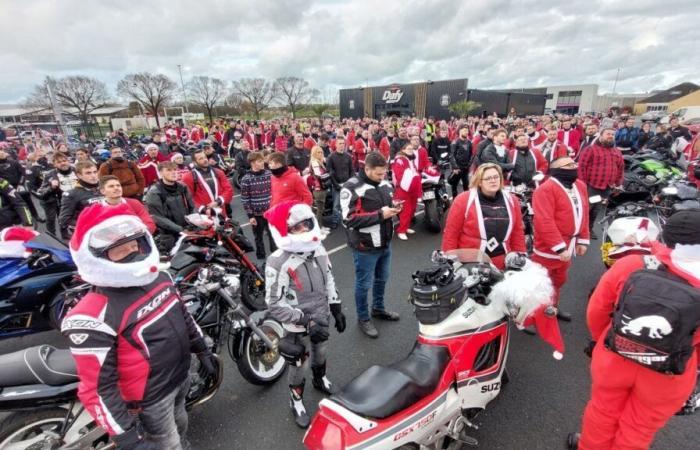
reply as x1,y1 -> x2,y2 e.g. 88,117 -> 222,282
24,239 -> 72,264
443,249 -> 492,265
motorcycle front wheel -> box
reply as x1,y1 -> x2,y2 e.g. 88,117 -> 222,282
236,319 -> 286,385
240,267 -> 266,312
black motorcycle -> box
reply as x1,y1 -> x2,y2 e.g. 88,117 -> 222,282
0,265 -> 284,449
421,158 -> 452,233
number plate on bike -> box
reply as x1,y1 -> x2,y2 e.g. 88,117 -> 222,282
423,190 -> 436,200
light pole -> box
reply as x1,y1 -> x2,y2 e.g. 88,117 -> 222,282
177,64 -> 189,125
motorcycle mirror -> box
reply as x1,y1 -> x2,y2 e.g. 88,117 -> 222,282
589,195 -> 602,204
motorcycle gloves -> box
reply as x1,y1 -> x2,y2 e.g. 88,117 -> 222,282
113,425 -> 158,450
309,322 -> 330,344
330,304 -> 346,333
505,252 -> 528,270
197,348 -> 218,377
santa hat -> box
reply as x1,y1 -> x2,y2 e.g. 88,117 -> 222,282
264,201 -> 323,253
170,152 -> 183,162
70,203 -> 160,288
0,227 -> 39,259
145,143 -> 159,152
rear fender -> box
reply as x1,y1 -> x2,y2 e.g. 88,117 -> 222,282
0,382 -> 78,411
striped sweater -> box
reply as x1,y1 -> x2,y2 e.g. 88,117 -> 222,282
240,169 -> 272,218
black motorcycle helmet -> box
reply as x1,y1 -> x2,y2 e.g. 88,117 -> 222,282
662,209 -> 700,248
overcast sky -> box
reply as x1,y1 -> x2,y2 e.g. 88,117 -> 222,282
1,0 -> 698,104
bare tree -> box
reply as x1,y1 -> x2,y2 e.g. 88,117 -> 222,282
232,78 -> 278,120
274,77 -> 319,119
25,76 -> 110,129
116,73 -> 177,128
188,76 -> 227,124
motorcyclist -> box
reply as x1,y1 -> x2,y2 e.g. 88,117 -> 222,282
37,152 -> 77,238
143,161 -> 196,250
263,201 -> 346,429
58,161 -> 103,238
62,203 -> 216,450
507,135 -> 546,187
0,177 -> 33,229
0,146 -> 24,188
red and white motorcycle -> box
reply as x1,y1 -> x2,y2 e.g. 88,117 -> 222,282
304,249 -> 560,449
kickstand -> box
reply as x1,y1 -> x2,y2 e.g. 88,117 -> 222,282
455,431 -> 479,447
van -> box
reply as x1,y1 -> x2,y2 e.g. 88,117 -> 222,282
660,106 -> 700,124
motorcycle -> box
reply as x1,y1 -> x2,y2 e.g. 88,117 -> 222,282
655,180 -> 700,220
304,249 -> 556,450
0,264 -> 285,449
598,201 -> 661,268
421,157 -> 452,233
170,213 -> 267,312
503,173 -> 543,255
0,233 -> 84,340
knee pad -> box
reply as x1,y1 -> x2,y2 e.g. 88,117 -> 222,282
279,334 -> 306,367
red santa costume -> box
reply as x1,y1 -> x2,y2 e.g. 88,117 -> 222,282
528,130 -> 548,151
245,130 -> 260,150
557,127 -> 582,157
303,135 -> 318,151
378,136 -> 392,160
441,188 -> 527,270
181,166 -> 234,216
189,126 -> 202,143
137,144 -> 168,187
352,137 -> 375,171
579,241 -> 700,450
391,152 -> 422,234
531,176 -> 590,307
539,139 -> 570,168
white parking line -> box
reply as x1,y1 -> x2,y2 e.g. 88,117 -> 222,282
326,210 -> 426,256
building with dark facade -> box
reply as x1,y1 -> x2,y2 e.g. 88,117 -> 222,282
339,78 -> 547,119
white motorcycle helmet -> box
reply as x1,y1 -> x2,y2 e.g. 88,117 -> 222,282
70,203 -> 160,288
264,201 -> 323,253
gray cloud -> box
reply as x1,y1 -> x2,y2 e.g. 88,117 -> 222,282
0,0 -> 697,103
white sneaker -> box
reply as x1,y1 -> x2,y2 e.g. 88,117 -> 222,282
406,228 -> 416,234
397,233 -> 408,240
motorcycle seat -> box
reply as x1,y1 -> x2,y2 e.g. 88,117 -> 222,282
331,342 -> 450,419
0,345 -> 77,387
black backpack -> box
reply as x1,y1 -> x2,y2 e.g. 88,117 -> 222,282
605,256 -> 700,375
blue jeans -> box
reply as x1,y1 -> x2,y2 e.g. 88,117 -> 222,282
353,246 -> 392,322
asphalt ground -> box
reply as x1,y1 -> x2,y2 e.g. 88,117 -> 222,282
1,193 -> 697,449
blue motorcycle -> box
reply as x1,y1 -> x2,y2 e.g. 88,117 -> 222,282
0,234 -> 85,339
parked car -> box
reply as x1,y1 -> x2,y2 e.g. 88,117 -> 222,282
640,110 -> 667,122
660,106 -> 700,124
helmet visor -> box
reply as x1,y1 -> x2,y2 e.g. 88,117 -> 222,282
88,220 -> 151,262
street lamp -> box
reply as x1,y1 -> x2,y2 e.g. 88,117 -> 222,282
177,64 -> 189,125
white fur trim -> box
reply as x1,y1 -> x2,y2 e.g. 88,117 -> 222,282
670,244 -> 700,281
71,215 -> 160,288
488,261 -> 554,325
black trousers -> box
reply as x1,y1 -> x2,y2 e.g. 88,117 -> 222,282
252,215 -> 276,259
448,170 -> 469,197
41,201 -> 59,237
587,186 -> 610,233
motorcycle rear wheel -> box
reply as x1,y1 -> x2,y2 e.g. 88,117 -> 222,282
236,320 -> 286,385
0,408 -> 109,450
423,199 -> 442,233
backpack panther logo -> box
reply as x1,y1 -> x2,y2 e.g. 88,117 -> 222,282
620,315 -> 673,339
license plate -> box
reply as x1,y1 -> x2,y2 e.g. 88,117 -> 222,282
423,190 -> 436,200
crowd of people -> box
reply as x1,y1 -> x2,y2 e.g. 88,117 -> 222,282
1,109 -> 699,449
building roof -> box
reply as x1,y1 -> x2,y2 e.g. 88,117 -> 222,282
0,104 -> 128,118
638,82 -> 699,104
